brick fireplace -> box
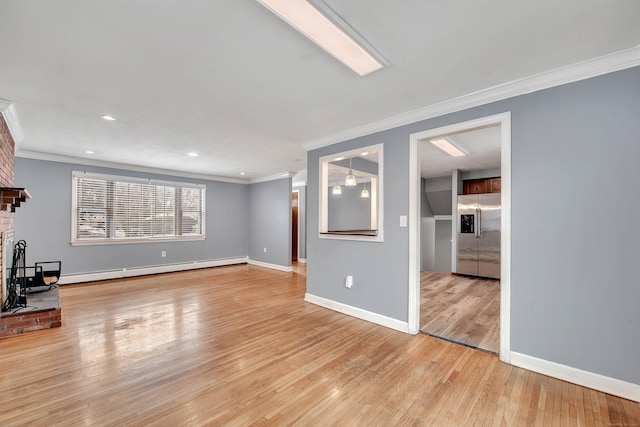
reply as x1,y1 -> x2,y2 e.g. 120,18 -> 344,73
0,111 -> 14,232
0,113 -> 16,312
0,110 -> 62,338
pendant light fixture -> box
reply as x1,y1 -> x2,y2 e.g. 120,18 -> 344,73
331,171 -> 342,195
345,157 -> 357,186
332,182 -> 342,195
361,182 -> 369,198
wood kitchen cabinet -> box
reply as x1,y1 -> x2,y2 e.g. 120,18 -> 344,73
464,179 -> 487,194
489,177 -> 501,193
463,177 -> 501,195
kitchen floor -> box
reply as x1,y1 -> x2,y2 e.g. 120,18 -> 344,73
420,271 -> 500,354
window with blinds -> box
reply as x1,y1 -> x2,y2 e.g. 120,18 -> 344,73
72,171 -> 206,244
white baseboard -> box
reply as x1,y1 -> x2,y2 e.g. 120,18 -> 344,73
58,257 -> 249,285
510,351 -> 640,403
304,293 -> 409,334
297,258 -> 307,264
247,259 -> 293,272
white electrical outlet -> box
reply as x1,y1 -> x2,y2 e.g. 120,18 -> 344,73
400,215 -> 407,227
264,247 -> 267,253
345,275 -> 353,288
161,251 -> 166,257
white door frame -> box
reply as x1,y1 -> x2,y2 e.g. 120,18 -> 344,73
408,112 -> 512,363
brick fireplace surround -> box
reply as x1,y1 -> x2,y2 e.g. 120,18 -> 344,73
0,114 -> 62,338
0,115 -> 13,231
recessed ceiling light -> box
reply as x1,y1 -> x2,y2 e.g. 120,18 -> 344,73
84,150 -> 94,154
430,138 -> 468,157
187,152 -> 199,157
256,0 -> 387,76
101,115 -> 116,121
240,172 -> 246,176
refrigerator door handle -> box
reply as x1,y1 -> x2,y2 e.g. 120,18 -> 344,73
476,208 -> 481,239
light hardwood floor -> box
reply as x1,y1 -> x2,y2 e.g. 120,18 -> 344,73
1,264 -> 639,425
420,271 -> 500,353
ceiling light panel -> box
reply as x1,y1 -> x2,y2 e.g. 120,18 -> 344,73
430,138 -> 468,157
256,0 -> 386,76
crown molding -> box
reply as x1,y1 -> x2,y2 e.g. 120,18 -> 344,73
249,171 -> 296,184
0,100 -> 25,145
16,149 -> 301,186
15,149 -> 250,185
302,45 -> 640,151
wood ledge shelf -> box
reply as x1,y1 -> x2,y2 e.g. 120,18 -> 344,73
0,187 -> 31,212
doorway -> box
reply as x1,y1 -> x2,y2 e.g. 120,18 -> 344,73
292,191 -> 299,262
408,113 -> 511,362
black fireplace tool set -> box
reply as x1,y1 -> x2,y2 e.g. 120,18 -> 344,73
2,240 -> 61,312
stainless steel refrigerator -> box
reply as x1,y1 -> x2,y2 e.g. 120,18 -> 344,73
457,193 -> 501,279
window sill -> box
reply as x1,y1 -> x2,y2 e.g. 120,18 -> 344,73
318,231 -> 383,242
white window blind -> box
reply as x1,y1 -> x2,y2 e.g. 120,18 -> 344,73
72,171 -> 206,244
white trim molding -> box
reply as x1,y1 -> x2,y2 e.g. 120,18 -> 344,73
17,150 -> 302,186
58,257 -> 248,285
499,114 -> 512,363
248,259 -> 293,272
433,215 -> 452,221
16,150 -> 249,184
249,171 -> 296,184
510,352 -> 640,403
318,143 -> 384,243
303,46 -> 640,151
0,100 -> 24,144
304,293 -> 409,333
407,137 -> 420,334
297,258 -> 307,264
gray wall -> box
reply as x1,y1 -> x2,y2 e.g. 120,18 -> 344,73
331,157 -> 379,175
424,175 -> 453,215
328,184 -> 372,231
421,177 -> 453,273
420,178 -> 435,271
308,127 -> 411,321
461,168 -> 501,182
434,220 -> 452,274
248,178 -> 292,267
308,65 -> 640,385
14,158 -> 249,275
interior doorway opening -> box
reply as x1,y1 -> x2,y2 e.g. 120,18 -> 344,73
408,113 -> 511,362
292,190 -> 299,262
420,125 -> 501,353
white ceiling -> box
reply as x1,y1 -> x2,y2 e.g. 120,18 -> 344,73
1,1 -> 639,183
420,125 -> 501,179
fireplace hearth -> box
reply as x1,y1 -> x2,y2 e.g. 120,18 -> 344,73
0,287 -> 61,337
1,231 -> 63,338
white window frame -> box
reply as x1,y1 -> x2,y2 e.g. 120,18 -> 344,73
71,171 -> 206,245
318,143 -> 384,242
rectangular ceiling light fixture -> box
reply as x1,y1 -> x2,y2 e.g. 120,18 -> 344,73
256,0 -> 387,77
430,138 -> 469,157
